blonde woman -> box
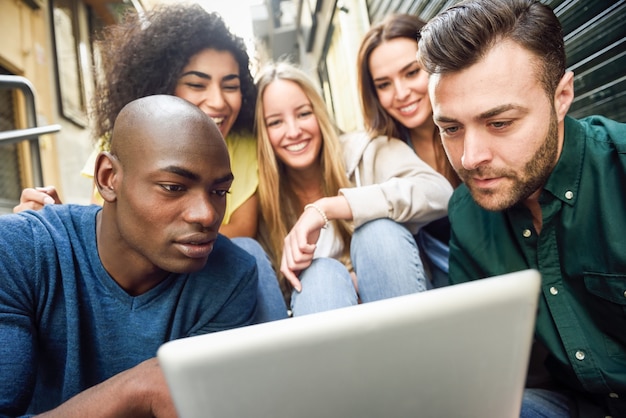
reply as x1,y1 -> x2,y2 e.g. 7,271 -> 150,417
255,62 -> 453,316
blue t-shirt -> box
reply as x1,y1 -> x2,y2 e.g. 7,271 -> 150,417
0,204 -> 257,416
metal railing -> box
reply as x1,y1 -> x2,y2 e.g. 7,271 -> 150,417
0,75 -> 61,187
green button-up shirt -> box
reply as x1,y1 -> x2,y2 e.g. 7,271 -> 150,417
448,115 -> 626,414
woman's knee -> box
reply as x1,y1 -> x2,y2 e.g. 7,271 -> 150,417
299,258 -> 353,289
351,219 -> 418,262
351,220 -> 427,300
291,258 -> 357,315
352,219 -> 414,247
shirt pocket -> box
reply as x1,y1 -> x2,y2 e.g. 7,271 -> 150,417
583,273 -> 626,357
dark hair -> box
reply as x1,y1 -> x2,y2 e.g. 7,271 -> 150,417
418,0 -> 565,96
92,3 -> 256,141
356,14 -> 427,140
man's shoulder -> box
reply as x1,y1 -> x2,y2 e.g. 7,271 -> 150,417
0,205 -> 99,290
563,115 -> 626,182
571,115 -> 626,146
0,204 -> 97,239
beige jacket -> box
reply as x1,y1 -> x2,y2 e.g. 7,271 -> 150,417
339,131 -> 453,235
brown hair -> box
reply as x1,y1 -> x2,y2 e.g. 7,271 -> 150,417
418,0 -> 565,96
357,14 -> 426,141
356,14 -> 460,188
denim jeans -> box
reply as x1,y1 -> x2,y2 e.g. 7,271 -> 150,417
231,237 -> 289,323
351,218 -> 427,301
520,389 -> 572,417
291,219 -> 427,316
290,257 -> 358,316
416,229 -> 450,289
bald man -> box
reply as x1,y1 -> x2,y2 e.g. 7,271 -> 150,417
0,95 -> 257,416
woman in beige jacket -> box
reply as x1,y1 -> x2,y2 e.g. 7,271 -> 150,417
357,14 -> 462,288
255,62 -> 452,316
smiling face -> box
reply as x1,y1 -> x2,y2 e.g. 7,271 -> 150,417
430,40 -> 572,211
261,79 -> 323,173
368,38 -> 433,131
98,96 -> 233,289
174,48 -> 242,138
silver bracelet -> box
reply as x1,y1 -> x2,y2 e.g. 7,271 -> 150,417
304,203 -> 329,229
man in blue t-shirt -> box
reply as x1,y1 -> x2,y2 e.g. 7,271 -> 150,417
418,0 -> 626,417
0,95 -> 258,416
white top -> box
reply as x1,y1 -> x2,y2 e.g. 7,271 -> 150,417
313,222 -> 343,260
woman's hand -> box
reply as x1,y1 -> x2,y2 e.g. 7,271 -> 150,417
280,196 -> 353,292
280,206 -> 326,291
13,186 -> 62,213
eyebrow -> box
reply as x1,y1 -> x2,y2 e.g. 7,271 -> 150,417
161,165 -> 234,184
180,71 -> 211,80
477,104 -> 528,120
435,104 -> 529,124
372,60 -> 418,83
179,71 -> 240,83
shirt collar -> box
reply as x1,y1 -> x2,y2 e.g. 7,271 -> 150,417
542,116 -> 585,207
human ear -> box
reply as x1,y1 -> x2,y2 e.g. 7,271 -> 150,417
94,152 -> 119,203
554,71 -> 574,122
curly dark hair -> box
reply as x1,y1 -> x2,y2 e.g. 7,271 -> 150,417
92,3 -> 256,142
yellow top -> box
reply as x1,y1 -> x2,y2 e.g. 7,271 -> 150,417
80,132 -> 259,225
222,132 -> 259,224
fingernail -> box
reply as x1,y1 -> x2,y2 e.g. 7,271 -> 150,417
43,196 -> 55,205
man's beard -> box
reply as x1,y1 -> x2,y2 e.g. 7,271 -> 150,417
458,111 -> 559,211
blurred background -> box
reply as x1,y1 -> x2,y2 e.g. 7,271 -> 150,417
0,0 -> 624,213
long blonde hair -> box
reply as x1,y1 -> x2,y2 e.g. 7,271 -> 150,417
254,62 -> 353,293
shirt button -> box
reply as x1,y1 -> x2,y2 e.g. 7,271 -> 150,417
523,229 -> 532,238
609,392 -> 619,399
550,287 -> 558,295
565,190 -> 574,199
575,350 -> 585,361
